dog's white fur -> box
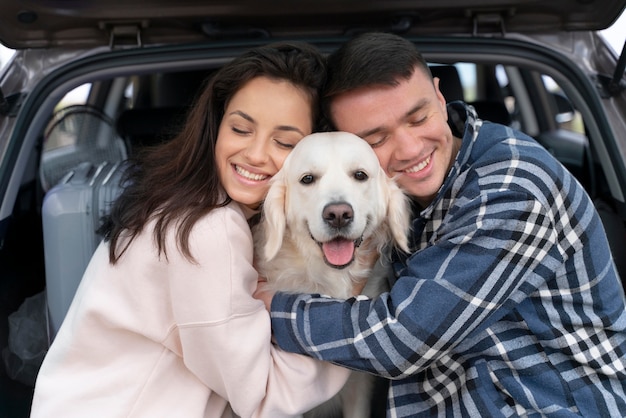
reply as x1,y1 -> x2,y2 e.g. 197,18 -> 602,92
254,132 -> 411,418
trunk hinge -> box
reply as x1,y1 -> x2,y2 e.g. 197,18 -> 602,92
101,22 -> 146,49
0,89 -> 27,117
608,40 -> 626,96
471,11 -> 508,37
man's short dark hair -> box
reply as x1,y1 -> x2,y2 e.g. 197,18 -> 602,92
322,32 -> 431,128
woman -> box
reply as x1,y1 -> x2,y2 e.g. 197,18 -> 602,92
31,42 -> 349,418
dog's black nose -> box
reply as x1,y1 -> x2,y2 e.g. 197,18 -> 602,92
323,202 -> 354,229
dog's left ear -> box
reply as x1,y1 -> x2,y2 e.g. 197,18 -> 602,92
380,170 -> 411,253
261,171 -> 288,261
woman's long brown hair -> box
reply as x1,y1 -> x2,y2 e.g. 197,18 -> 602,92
100,42 -> 326,264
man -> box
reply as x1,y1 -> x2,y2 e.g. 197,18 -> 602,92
256,32 -> 626,416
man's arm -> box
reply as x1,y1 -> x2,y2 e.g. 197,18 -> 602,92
267,190 -> 568,379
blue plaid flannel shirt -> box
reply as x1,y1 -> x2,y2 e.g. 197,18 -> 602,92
270,103 -> 626,417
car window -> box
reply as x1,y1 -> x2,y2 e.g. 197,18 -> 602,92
55,84 -> 91,110
0,44 -> 14,73
446,62 -> 594,196
541,75 -> 584,134
435,62 -> 517,129
40,82 -> 127,191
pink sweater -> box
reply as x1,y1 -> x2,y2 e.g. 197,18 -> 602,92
31,201 -> 349,417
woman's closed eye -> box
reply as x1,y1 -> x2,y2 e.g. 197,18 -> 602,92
232,125 -> 252,135
273,135 -> 304,149
274,139 -> 295,149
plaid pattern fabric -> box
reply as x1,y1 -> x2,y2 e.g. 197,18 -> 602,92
270,103 -> 626,417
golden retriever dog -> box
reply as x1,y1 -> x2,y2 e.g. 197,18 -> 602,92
254,131 -> 411,418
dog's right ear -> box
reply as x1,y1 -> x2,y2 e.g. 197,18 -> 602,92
261,171 -> 287,261
382,172 -> 411,254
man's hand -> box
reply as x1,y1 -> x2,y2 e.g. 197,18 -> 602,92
253,278 -> 276,312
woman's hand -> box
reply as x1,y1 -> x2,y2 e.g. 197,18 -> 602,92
253,277 -> 275,312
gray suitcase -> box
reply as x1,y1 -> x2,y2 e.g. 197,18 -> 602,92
41,161 -> 125,339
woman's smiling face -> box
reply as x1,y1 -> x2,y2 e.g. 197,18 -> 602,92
215,76 -> 313,209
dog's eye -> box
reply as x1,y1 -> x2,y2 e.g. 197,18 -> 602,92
300,174 -> 315,185
354,171 -> 368,181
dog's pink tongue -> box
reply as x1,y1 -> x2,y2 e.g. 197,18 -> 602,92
322,238 -> 355,267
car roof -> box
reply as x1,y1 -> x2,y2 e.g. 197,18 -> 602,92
0,0 -> 625,49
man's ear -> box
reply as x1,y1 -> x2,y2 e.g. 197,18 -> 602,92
432,76 -> 449,119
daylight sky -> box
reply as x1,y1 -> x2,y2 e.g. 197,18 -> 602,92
601,10 -> 626,54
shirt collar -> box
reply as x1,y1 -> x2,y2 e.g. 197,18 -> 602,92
419,101 -> 481,218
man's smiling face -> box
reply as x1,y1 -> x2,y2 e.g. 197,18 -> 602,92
330,67 -> 460,208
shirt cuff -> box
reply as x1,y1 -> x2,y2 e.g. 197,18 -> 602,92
269,291 -> 309,354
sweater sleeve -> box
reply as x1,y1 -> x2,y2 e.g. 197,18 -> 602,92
166,204 -> 350,417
